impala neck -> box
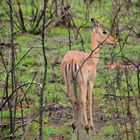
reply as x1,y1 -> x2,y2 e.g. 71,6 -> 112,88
90,32 -> 100,66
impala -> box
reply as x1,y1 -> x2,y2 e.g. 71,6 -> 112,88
60,19 -> 117,131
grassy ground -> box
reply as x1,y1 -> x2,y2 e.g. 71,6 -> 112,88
0,0 -> 140,139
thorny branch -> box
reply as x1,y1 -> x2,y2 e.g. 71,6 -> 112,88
39,0 -> 48,139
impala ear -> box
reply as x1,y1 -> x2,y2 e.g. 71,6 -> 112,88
91,18 -> 104,28
91,18 -> 98,27
91,18 -> 99,32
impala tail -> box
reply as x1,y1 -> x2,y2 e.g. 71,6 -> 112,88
61,60 -> 83,84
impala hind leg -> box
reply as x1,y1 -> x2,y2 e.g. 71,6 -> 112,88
88,81 -> 95,131
66,82 -> 78,130
80,82 -> 89,130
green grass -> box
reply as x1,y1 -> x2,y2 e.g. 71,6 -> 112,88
0,0 -> 140,139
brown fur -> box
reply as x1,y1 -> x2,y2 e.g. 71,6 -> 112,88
60,21 -> 117,130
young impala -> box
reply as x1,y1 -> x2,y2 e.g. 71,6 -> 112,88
60,19 -> 117,130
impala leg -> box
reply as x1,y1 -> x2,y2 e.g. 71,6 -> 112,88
67,82 -> 77,129
88,81 -> 95,130
80,82 -> 89,129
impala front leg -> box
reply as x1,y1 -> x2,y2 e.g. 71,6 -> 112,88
88,81 -> 95,130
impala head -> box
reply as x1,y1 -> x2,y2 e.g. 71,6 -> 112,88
91,18 -> 117,45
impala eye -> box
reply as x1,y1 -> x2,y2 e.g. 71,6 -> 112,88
103,30 -> 107,34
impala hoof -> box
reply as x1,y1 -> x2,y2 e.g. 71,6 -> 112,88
85,124 -> 90,133
90,125 -> 99,133
90,125 -> 96,132
71,122 -> 76,132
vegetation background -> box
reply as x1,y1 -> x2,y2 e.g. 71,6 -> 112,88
0,0 -> 140,139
